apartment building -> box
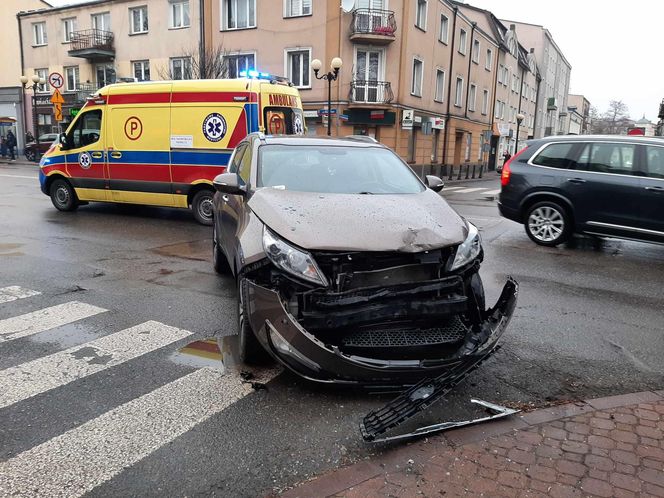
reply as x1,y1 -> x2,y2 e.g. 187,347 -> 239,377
1,0 -> 51,150
505,20 -> 571,138
18,0 -> 201,136
455,3 -> 538,169
567,93 -> 590,134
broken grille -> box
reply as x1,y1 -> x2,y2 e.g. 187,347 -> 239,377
342,317 -> 468,348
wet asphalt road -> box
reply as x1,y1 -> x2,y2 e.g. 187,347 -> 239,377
0,163 -> 662,497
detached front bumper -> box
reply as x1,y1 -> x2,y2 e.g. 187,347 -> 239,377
246,277 -> 518,386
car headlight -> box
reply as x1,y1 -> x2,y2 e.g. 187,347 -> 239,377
451,222 -> 482,270
262,227 -> 328,287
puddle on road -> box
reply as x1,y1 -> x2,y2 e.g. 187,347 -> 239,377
169,336 -> 241,373
0,243 -> 25,257
151,239 -> 210,261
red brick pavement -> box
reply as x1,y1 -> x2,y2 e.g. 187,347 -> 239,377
280,391 -> 664,498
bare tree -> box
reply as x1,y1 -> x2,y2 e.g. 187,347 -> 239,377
158,44 -> 230,80
589,100 -> 633,135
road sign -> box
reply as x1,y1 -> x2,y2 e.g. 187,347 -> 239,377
50,89 -> 65,105
317,109 -> 337,116
48,72 -> 64,89
54,107 -> 63,122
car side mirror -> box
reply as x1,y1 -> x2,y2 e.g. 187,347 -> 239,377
425,175 -> 445,193
213,172 -> 246,196
59,133 -> 68,149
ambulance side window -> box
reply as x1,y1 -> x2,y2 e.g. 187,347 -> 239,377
68,110 -> 102,149
228,144 -> 247,174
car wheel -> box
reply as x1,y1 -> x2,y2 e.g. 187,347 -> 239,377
50,179 -> 79,212
237,277 -> 271,365
191,190 -> 214,226
25,150 -> 36,162
213,221 -> 231,274
525,201 -> 571,246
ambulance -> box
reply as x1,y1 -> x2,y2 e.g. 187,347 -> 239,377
39,74 -> 305,224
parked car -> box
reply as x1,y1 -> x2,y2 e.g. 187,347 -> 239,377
24,133 -> 59,162
498,135 -> 664,246
212,134 -> 518,386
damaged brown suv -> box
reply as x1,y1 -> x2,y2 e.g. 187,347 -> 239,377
212,134 -> 517,386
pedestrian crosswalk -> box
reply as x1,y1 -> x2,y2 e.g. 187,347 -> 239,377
0,284 -> 277,497
442,185 -> 501,197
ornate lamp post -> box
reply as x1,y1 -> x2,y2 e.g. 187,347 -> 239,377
20,74 -> 47,149
515,112 -> 525,153
311,57 -> 342,136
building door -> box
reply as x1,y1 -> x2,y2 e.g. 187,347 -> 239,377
489,135 -> 498,170
96,64 -> 115,88
453,132 -> 463,166
354,48 -> 383,103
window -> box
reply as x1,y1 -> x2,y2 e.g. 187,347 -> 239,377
35,69 -> 50,93
415,0 -> 427,30
472,39 -> 480,64
532,143 -> 578,169
67,109 -> 102,149
222,0 -> 256,30
478,133 -> 485,160
133,60 -> 150,81
170,1 -> 190,28
130,6 -> 148,34
465,133 -> 471,161
65,66 -> 79,91
503,66 -> 509,86
439,14 -> 448,43
497,64 -> 504,84
96,63 -> 115,87
468,84 -> 476,112
227,144 -> 247,174
454,77 -> 463,107
645,146 -> 664,179
434,69 -> 445,102
33,22 -> 47,45
285,0 -> 311,17
411,58 -> 423,96
91,12 -> 110,31
62,18 -> 77,43
286,49 -> 310,88
223,53 -> 255,78
170,57 -> 192,80
485,48 -> 492,70
578,143 -> 637,175
481,89 -> 489,115
238,142 -> 252,182
459,29 -> 467,55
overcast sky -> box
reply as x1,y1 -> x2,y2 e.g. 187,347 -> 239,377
48,0 -> 661,121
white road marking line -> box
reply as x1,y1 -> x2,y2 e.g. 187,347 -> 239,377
0,174 -> 38,180
484,189 -> 501,196
453,187 -> 487,193
442,186 -> 465,191
0,366 -> 280,498
0,301 -> 107,343
0,286 -> 41,304
0,320 -> 192,409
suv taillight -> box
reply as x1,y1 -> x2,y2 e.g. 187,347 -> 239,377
501,146 -> 528,187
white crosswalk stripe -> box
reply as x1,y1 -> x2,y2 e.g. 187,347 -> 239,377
0,174 -> 38,180
0,320 -> 192,409
0,366 -> 280,498
0,286 -> 40,304
0,301 -> 107,343
441,186 -> 465,191
452,187 -> 488,193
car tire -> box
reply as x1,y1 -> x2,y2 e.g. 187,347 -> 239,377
213,221 -> 231,274
191,190 -> 214,226
25,150 -> 36,162
525,201 -> 571,246
237,277 -> 271,365
50,179 -> 79,212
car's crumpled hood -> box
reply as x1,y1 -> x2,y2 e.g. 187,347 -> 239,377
248,188 -> 467,252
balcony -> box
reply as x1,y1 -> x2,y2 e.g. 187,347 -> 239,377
350,9 -> 397,44
68,29 -> 114,61
74,83 -> 102,103
349,80 -> 394,104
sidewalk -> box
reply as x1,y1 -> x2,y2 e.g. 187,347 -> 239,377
281,391 -> 664,497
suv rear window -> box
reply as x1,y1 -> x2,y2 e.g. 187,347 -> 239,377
531,143 -> 576,169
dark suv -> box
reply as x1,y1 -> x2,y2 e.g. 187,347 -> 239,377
498,135 -> 664,246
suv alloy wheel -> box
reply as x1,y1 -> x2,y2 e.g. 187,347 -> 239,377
525,201 -> 571,246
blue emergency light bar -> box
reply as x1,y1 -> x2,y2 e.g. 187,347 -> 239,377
239,70 -> 272,79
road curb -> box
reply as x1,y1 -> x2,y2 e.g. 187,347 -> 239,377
278,390 -> 664,497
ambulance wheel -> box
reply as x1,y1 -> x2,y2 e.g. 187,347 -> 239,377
238,277 -> 271,365
192,190 -> 214,226
50,179 -> 79,212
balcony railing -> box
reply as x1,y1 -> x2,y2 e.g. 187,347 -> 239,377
350,9 -> 397,43
68,29 -> 114,59
349,80 -> 394,104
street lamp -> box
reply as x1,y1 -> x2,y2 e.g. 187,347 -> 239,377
515,113 -> 525,152
20,74 -> 47,150
312,57 -> 342,136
